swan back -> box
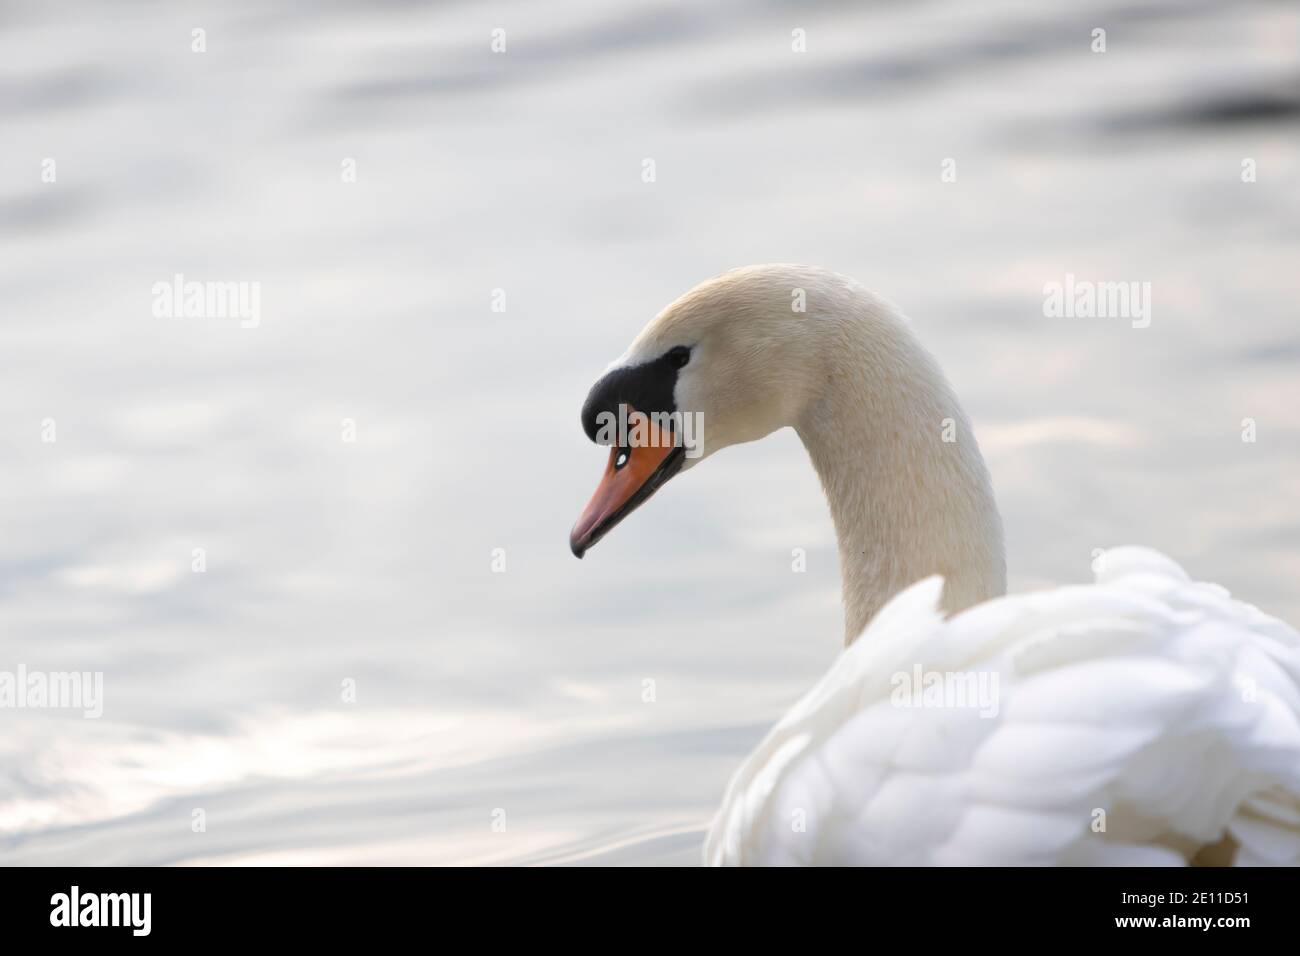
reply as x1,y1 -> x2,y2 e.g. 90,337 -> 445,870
705,547 -> 1300,865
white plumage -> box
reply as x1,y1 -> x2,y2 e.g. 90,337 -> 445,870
705,547 -> 1300,866
573,264 -> 1300,866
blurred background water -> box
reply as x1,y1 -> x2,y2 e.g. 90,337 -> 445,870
1,0 -> 1297,865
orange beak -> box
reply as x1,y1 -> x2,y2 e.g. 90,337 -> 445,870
570,407 -> 685,558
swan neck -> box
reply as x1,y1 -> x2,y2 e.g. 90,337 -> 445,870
794,306 -> 1006,644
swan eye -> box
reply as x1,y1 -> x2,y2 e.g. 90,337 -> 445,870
614,447 -> 631,470
667,346 -> 691,369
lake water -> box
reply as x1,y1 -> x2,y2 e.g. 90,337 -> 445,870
2,0 -> 1297,865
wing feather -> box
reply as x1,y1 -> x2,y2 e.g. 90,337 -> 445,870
705,547 -> 1300,865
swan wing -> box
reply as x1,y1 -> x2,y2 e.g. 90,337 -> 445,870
704,547 -> 1300,865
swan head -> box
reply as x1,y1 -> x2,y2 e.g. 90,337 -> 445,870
570,263 -> 1005,638
569,265 -> 831,557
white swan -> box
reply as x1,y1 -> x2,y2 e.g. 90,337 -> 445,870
569,264 -> 1300,866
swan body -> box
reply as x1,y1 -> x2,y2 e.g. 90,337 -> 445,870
569,264 -> 1300,866
705,547 -> 1300,866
